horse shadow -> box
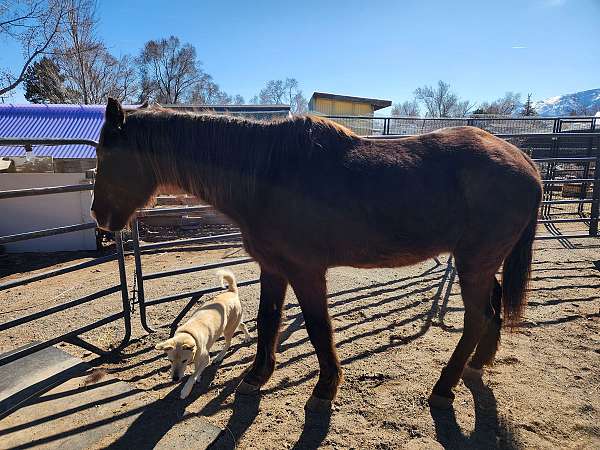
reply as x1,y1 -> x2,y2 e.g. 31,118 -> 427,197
430,377 -> 523,450
205,388 -> 262,450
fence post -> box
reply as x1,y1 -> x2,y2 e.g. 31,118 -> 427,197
114,231 -> 132,350
131,216 -> 155,333
589,149 -> 600,237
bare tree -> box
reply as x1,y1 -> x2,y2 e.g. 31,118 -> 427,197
257,79 -> 286,104
187,75 -> 240,105
0,0 -> 68,97
253,77 -> 308,113
391,99 -> 420,117
137,35 -> 206,104
50,0 -> 137,104
414,80 -> 474,117
474,92 -> 521,116
453,99 -> 477,117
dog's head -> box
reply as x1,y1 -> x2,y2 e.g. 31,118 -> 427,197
155,333 -> 196,382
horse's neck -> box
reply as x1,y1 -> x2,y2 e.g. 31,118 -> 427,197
153,117 -> 268,224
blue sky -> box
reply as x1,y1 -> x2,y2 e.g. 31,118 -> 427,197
2,0 -> 599,112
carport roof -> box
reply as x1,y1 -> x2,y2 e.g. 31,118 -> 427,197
0,104 -> 104,159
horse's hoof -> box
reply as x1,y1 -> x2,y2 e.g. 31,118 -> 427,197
428,393 -> 454,409
462,364 -> 484,381
236,380 -> 260,395
305,395 -> 332,413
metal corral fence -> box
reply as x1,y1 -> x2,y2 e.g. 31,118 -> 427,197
325,115 -> 599,137
366,132 -> 600,239
127,209 -> 258,336
0,139 -> 131,370
0,130 -> 599,370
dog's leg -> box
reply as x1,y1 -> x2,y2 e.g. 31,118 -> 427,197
214,336 -> 232,363
239,322 -> 252,343
181,352 -> 210,399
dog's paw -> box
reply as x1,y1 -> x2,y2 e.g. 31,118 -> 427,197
180,383 -> 193,399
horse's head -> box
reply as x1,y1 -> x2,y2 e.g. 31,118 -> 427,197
91,98 -> 156,231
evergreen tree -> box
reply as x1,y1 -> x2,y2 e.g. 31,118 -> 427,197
23,57 -> 68,104
521,93 -> 537,116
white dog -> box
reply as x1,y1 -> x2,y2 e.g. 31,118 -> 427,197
155,269 -> 252,399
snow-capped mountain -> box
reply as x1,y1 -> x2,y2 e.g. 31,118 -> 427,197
533,88 -> 600,116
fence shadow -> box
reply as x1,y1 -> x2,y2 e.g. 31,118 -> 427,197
11,254 -> 592,449
0,248 -> 112,279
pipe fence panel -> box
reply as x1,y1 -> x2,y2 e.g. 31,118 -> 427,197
324,115 -> 599,137
0,139 -> 131,366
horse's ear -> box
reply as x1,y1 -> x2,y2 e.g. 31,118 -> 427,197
106,97 -> 125,129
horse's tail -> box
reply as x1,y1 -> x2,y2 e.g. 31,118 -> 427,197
501,192 -> 541,328
217,269 -> 238,293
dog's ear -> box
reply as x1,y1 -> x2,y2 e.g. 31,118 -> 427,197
181,342 -> 195,351
155,339 -> 175,351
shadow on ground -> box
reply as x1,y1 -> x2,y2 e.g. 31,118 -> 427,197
431,377 -> 523,450
4,256 -> 598,448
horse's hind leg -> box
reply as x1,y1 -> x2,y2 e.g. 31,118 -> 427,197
463,278 -> 502,380
289,269 -> 341,412
429,256 -> 500,409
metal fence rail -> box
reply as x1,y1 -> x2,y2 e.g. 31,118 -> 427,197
325,115 -> 599,137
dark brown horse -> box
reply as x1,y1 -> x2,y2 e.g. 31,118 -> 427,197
92,98 -> 542,411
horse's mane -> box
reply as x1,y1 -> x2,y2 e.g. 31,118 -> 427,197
121,106 -> 358,214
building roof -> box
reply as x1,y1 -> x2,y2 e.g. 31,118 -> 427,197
0,103 -> 292,159
0,104 -> 104,159
310,92 -> 392,111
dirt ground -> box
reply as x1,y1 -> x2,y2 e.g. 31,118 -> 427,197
1,231 -> 599,449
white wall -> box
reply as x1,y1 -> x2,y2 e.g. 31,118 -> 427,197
0,173 -> 96,252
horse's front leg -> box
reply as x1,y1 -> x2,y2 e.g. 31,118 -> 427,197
289,269 -> 341,412
237,268 -> 288,394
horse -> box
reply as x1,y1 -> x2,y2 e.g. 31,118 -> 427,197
91,98 -> 542,411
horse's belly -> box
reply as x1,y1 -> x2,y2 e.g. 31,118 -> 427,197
335,242 -> 447,269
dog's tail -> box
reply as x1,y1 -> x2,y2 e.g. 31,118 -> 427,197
216,269 -> 237,293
